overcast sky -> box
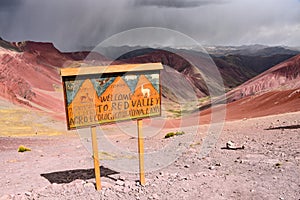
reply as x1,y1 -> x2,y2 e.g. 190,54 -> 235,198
0,0 -> 300,51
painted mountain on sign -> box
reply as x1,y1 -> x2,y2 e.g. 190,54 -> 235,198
67,79 -> 98,128
129,74 -> 161,118
95,76 -> 132,123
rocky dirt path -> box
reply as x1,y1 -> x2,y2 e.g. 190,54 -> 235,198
0,112 -> 300,200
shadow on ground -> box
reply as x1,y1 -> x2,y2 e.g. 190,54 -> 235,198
265,125 -> 300,130
41,166 -> 119,184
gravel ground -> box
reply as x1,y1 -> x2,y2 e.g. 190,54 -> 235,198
0,112 -> 300,200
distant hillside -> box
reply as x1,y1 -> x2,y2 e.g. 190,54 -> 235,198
116,47 -> 297,93
204,44 -> 299,56
226,54 -> 300,102
199,54 -> 300,120
212,54 -> 295,89
1,37 -> 299,120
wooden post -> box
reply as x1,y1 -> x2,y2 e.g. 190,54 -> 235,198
137,119 -> 145,185
91,126 -> 102,190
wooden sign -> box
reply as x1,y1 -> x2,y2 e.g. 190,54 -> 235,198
60,63 -> 163,190
61,63 -> 163,130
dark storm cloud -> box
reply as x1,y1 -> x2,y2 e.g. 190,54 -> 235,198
0,0 -> 299,51
0,0 -> 23,38
0,0 -> 23,11
134,0 -> 225,8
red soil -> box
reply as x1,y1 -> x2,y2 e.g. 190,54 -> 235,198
201,88 -> 300,122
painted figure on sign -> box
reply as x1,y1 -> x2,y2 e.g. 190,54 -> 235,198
141,84 -> 150,98
124,75 -> 137,81
66,82 -> 74,91
66,80 -> 81,92
96,78 -> 110,86
80,93 -> 93,103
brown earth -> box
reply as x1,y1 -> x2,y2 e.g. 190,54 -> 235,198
0,111 -> 299,199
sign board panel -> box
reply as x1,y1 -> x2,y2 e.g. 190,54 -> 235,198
61,63 -> 163,129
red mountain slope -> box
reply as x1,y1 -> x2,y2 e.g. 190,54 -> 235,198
199,54 -> 300,122
0,39 -> 108,119
226,54 -> 300,102
0,42 -> 65,119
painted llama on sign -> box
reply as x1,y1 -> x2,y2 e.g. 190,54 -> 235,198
141,84 -> 150,98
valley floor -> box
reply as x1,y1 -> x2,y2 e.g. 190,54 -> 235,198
0,111 -> 300,200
